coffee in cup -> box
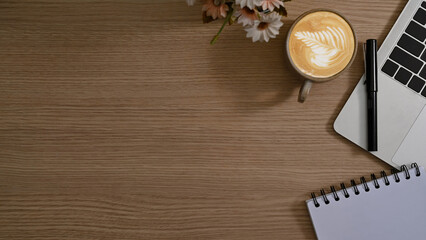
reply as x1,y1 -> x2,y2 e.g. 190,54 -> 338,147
286,9 -> 357,102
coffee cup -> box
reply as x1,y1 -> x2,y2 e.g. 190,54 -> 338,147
286,9 -> 357,102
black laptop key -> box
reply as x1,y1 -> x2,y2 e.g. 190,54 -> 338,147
381,60 -> 399,77
389,47 -> 424,73
422,87 -> 426,97
394,67 -> 412,84
405,21 -> 426,42
423,1 -> 426,9
397,34 -> 425,57
422,50 -> 426,62
414,7 -> 426,25
408,76 -> 425,92
420,66 -> 426,80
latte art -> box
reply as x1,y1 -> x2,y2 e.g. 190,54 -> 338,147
295,26 -> 347,68
288,11 -> 355,79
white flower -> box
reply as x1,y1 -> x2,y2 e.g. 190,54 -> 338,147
236,0 -> 260,10
244,12 -> 283,42
257,0 -> 284,11
186,0 -> 196,6
234,6 -> 259,26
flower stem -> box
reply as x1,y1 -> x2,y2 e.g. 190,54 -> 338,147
210,8 -> 234,45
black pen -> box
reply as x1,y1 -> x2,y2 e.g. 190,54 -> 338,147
365,39 -> 378,151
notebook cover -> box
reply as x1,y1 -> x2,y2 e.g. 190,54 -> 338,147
306,167 -> 426,240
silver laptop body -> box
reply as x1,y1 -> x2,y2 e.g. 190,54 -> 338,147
335,0 -> 426,169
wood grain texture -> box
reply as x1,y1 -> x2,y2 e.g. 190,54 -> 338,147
0,0 -> 406,239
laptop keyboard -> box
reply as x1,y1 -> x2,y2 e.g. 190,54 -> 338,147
381,1 -> 426,98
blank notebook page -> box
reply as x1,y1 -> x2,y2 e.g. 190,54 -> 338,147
306,167 -> 426,240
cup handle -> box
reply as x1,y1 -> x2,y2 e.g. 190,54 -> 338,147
298,80 -> 313,103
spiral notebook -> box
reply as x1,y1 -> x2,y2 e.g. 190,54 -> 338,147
306,164 -> 426,240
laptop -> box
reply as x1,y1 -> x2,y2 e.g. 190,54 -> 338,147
334,0 -> 426,169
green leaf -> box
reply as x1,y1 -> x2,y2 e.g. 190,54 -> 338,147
275,5 -> 288,17
228,15 -> 236,25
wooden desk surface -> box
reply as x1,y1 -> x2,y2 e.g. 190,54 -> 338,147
0,0 -> 405,239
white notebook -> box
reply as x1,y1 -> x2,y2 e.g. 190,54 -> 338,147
306,164 -> 426,240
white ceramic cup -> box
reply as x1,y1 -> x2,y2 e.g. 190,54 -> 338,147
286,9 -> 358,103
